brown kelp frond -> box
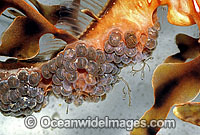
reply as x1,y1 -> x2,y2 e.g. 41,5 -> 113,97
28,0 -> 107,37
173,102 -> 200,126
19,49 -> 64,63
0,16 -> 41,59
28,0 -> 60,25
0,0 -> 77,60
20,40 -> 66,62
164,34 -> 200,63
131,56 -> 200,135
0,60 -> 44,70
0,33 -> 66,62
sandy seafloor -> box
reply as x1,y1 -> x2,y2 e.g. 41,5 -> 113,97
0,0 -> 199,135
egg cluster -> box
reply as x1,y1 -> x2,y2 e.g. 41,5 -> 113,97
41,23 -> 160,107
0,22 -> 160,117
0,70 -> 48,117
104,24 -> 159,68
41,41 -> 122,106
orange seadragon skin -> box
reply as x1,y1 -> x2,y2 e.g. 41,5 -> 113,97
0,0 -> 199,135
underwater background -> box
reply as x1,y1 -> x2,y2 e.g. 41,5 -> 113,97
0,0 -> 199,135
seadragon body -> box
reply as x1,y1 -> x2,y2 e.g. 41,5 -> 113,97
0,0 -> 199,135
